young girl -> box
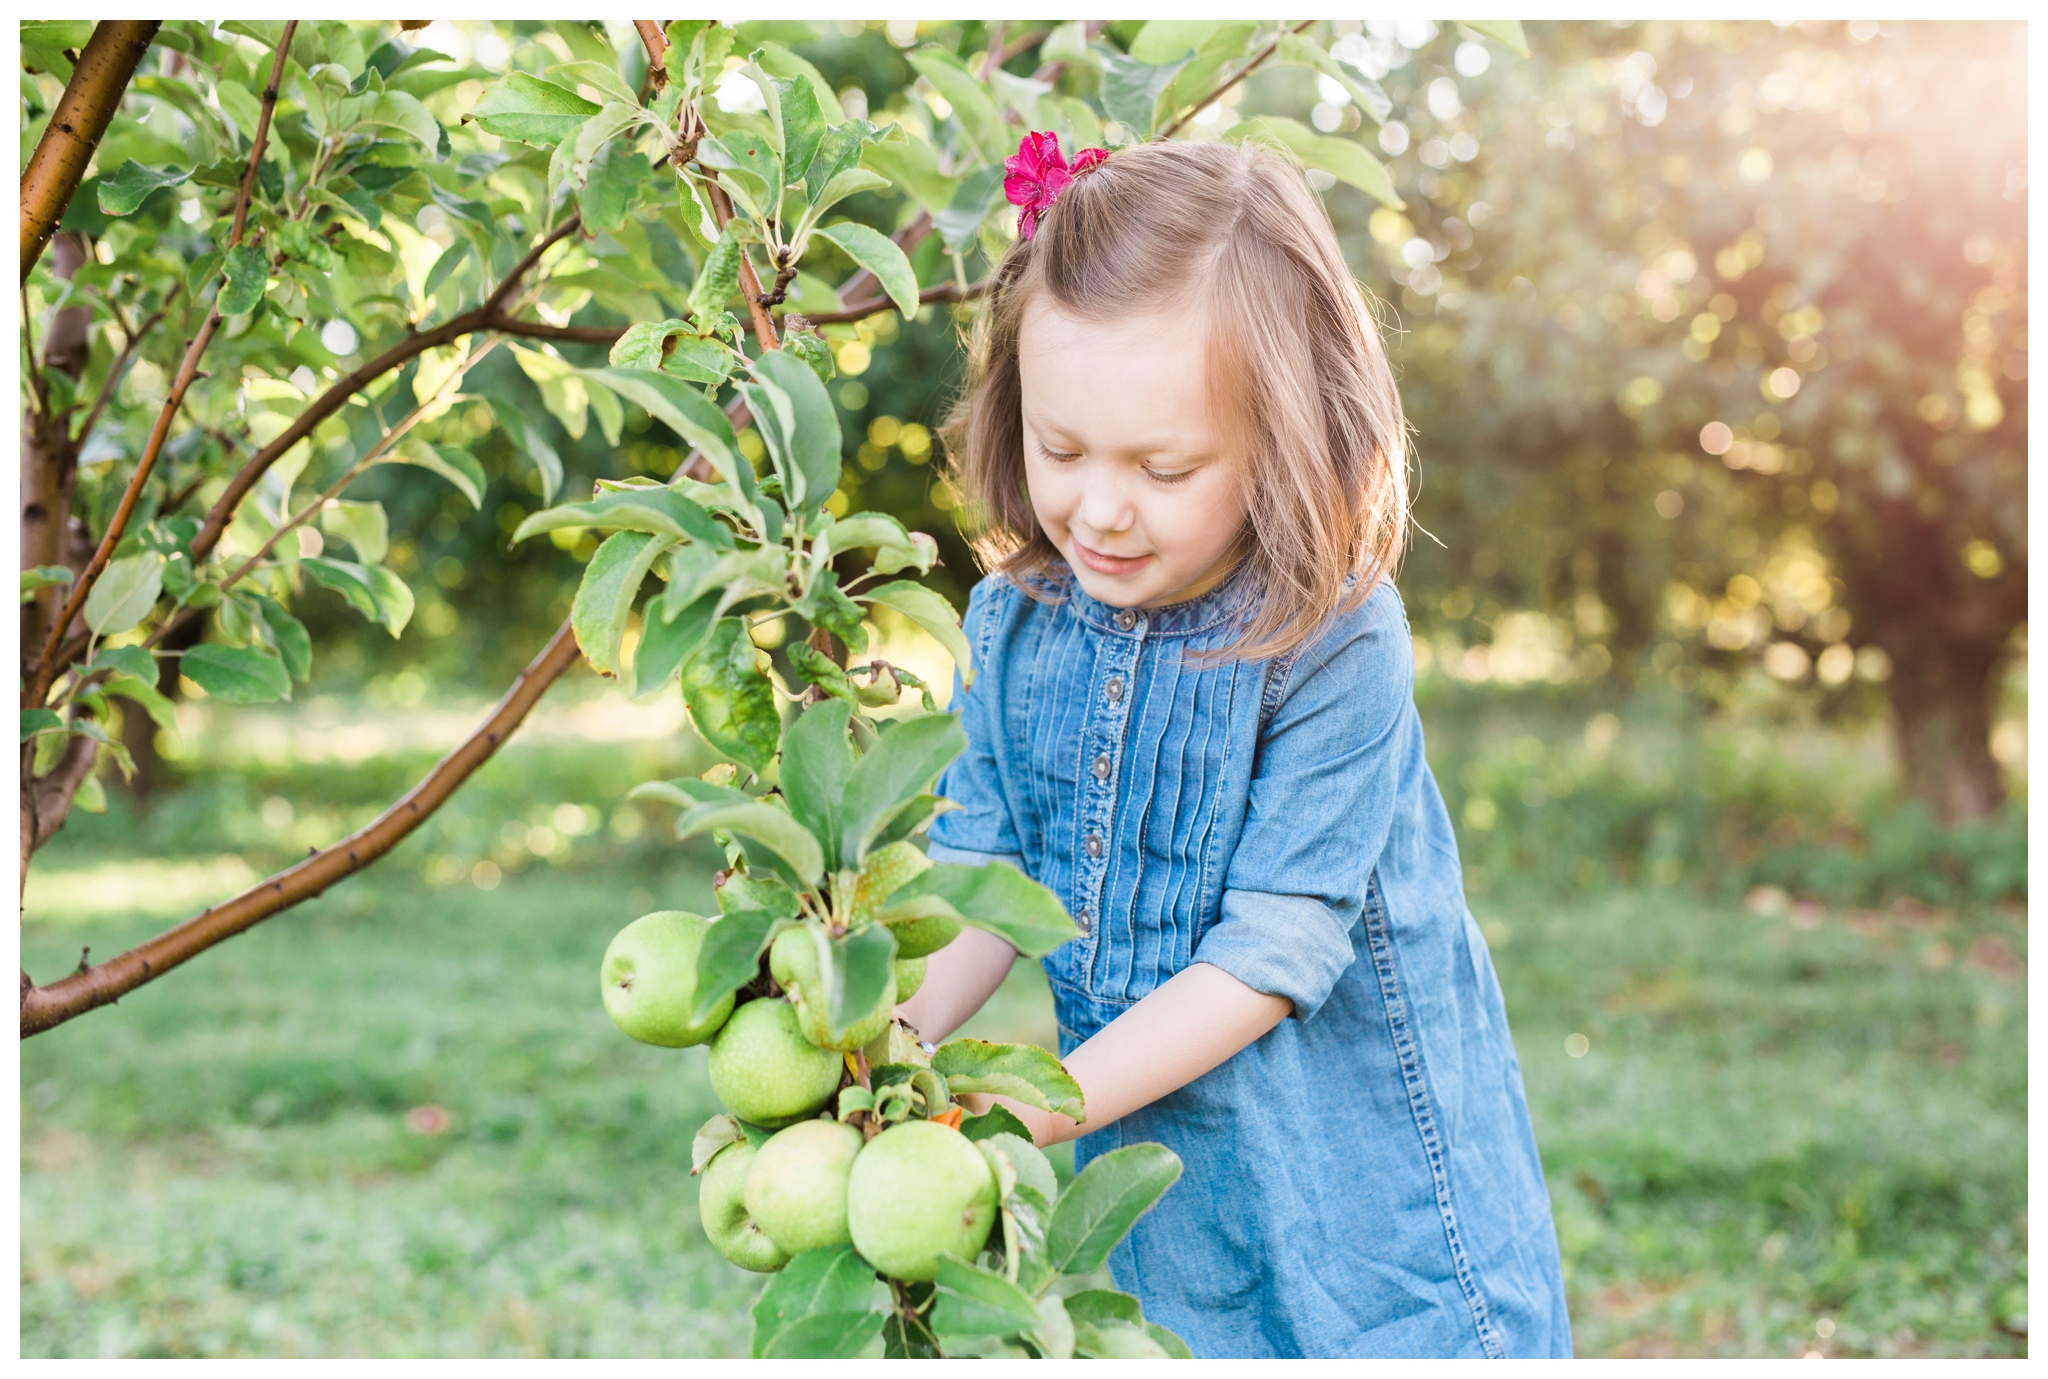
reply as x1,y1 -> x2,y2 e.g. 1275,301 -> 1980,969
897,136 -> 1571,1359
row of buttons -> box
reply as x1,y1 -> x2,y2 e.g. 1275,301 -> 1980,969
1077,615 -> 1140,938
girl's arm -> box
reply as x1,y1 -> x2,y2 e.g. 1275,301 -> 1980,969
895,926 -> 1019,1043
982,963 -> 1292,1149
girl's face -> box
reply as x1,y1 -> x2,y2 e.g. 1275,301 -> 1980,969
1017,297 -> 1249,610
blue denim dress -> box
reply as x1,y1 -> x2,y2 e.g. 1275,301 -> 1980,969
925,563 -> 1571,1358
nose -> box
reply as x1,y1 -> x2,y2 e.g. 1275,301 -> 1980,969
1074,466 -> 1137,539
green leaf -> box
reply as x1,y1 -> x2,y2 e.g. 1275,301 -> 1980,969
675,800 -> 825,885
471,71 -> 601,145
83,645 -> 156,682
691,1113 -> 746,1175
759,1310 -> 886,1359
928,1255 -> 1043,1338
21,566 -> 73,600
800,118 -> 878,201
585,367 -> 750,500
1073,1319 -> 1172,1358
860,139 -> 960,215
959,1103 -> 1033,1144
1101,51 -> 1194,137
697,132 -> 781,221
425,238 -> 474,299
752,352 -> 842,514
861,580 -> 972,686
385,440 -> 486,509
882,861 -> 1082,958
1045,1143 -> 1183,1276
62,717 -> 134,779
1461,19 -> 1530,57
608,319 -> 696,370
793,167 -> 891,252
21,709 -> 64,742
932,1038 -> 1085,1122
838,713 -> 966,867
317,499 -> 389,563
513,483 -> 733,548
688,224 -> 743,322
750,1246 -> 883,1359
934,164 -> 1005,254
96,160 -> 192,216
83,554 -> 164,635
982,1131 -> 1058,1203
794,570 -> 867,655
814,222 -> 920,323
247,593 -> 312,681
547,58 -> 640,106
767,70 -> 827,190
690,903 -> 799,1024
755,43 -> 847,126
571,531 -> 669,677
1060,1289 -> 1143,1326
779,700 -> 853,863
573,98 -> 654,166
1230,116 -> 1402,209
181,644 -> 292,704
218,243 -> 270,316
494,406 -> 563,504
302,557 -> 414,637
628,590 -> 719,696
1028,1294 -> 1076,1360
905,49 -> 1004,159
101,673 -> 177,732
1130,21 -> 1221,64
1147,1322 -> 1195,1358
364,90 -> 442,150
627,775 -> 753,811
787,643 -> 855,704
826,922 -> 897,1040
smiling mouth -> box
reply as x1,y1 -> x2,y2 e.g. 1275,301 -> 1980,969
1072,539 -> 1151,576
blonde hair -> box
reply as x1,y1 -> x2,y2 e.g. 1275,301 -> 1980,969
940,138 -> 1409,662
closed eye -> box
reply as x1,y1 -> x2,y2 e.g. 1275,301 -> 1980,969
1035,441 -> 1081,463
1145,467 -> 1195,485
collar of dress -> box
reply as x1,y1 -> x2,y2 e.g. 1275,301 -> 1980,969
1023,557 -> 1262,639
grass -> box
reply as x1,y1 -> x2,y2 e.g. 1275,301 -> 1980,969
19,684 -> 2028,1357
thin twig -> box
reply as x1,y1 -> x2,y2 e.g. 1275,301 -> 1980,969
22,285 -> 50,413
27,22 -> 296,711
1157,20 -> 1314,141
74,291 -> 176,444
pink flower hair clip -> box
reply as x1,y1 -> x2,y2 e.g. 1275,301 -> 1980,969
1004,131 -> 1108,241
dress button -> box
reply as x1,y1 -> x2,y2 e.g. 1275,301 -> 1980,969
1105,675 -> 1124,703
1085,833 -> 1102,858
1092,754 -> 1112,781
1114,608 -> 1137,631
1076,904 -> 1091,932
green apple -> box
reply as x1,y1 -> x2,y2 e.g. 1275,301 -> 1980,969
600,910 -> 733,1047
707,999 -> 846,1128
745,1117 -> 864,1255
894,955 -> 928,1003
699,1140 -> 791,1272
770,928 -> 897,1053
847,1119 -> 999,1281
855,842 -> 962,960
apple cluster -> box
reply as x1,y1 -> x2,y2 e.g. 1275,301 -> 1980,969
599,841 -> 999,1279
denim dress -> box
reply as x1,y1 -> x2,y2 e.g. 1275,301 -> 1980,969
925,563 -> 1572,1359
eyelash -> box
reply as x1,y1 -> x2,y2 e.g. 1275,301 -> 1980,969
1037,442 -> 1193,485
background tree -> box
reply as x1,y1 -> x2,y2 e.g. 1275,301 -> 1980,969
1352,19 -> 2025,821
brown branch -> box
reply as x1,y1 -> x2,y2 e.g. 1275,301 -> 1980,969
491,319 -> 626,345
795,278 -> 987,326
20,21 -> 160,283
21,621 -> 586,1037
190,215 -> 585,565
634,20 -> 669,77
983,26 -> 1049,78
30,733 -> 99,852
229,23 -> 293,246
28,25 -> 295,710
1157,20 -> 1314,141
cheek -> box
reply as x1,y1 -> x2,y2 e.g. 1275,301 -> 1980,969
1023,457 -> 1074,532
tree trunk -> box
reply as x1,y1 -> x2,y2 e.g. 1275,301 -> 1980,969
20,21 -> 160,282
21,233 -> 93,663
1881,638 -> 2006,825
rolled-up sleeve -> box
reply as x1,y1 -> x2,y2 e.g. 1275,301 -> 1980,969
926,579 -> 1023,862
1193,587 -> 1413,1022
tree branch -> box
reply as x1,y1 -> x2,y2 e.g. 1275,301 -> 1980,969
30,733 -> 100,852
1157,20 -> 1314,141
20,21 -> 160,283
21,620 -> 586,1037
794,278 -> 987,326
190,215 -> 585,565
28,24 -> 296,710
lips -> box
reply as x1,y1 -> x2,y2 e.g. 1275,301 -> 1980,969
1072,538 -> 1150,576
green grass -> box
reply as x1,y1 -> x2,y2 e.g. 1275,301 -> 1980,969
19,691 -> 2028,1357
